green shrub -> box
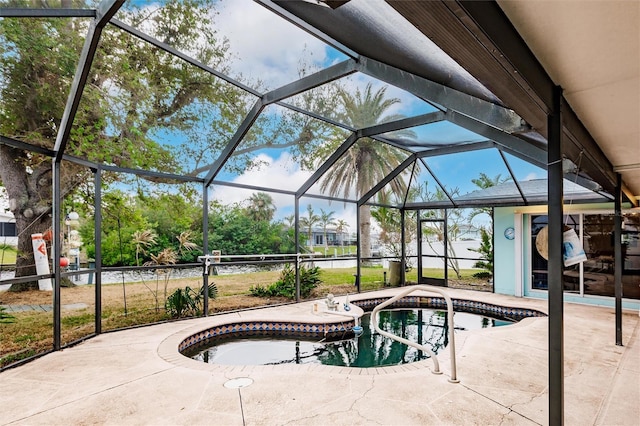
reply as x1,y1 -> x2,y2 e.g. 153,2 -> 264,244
250,263 -> 321,299
248,284 -> 273,298
165,288 -> 193,318
472,271 -> 492,279
468,228 -> 493,278
165,283 -> 218,318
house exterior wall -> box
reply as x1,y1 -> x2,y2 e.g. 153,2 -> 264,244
494,208 -> 517,296
494,204 -> 640,311
0,212 -> 17,247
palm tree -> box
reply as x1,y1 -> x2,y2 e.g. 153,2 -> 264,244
246,192 -> 276,222
299,204 -> 320,251
283,214 -> 295,228
131,229 -> 156,266
319,83 -> 414,260
176,231 -> 198,257
319,208 -> 336,250
469,173 -> 511,230
335,219 -> 349,250
471,172 -> 509,190
144,247 -> 178,312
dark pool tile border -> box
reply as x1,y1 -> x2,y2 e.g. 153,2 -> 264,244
352,297 -> 547,321
177,296 -> 546,354
178,320 -> 353,353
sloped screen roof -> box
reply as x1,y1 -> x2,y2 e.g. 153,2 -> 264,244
0,0 -> 613,213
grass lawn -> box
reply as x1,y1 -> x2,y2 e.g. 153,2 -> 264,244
0,266 -> 490,368
0,246 -> 17,266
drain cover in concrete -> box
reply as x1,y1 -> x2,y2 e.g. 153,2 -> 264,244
224,377 -> 253,389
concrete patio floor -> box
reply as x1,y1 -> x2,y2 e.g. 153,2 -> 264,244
1,287 -> 638,425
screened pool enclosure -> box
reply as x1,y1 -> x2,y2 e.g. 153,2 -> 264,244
0,1 -> 635,401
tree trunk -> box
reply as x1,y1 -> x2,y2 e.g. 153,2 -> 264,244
0,146 -> 54,291
360,204 -> 372,263
11,210 -> 53,291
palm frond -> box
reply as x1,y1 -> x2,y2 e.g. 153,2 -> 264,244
132,230 -> 156,252
148,248 -> 178,266
177,231 -> 198,252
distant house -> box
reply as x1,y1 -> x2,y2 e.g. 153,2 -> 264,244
305,227 -> 366,248
0,211 -> 17,247
456,223 -> 482,241
308,227 -> 340,247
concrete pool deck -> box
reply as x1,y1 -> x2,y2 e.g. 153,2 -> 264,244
1,287 -> 638,425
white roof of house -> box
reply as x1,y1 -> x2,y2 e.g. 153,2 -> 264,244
0,211 -> 15,222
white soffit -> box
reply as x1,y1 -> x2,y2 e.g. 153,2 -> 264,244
498,0 -> 640,200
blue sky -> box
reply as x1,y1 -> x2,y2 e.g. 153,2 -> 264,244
124,0 -> 544,230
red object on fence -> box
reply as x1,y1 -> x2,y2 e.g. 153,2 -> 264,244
42,229 -> 53,242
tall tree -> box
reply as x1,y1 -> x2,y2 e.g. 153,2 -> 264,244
299,204 -> 319,251
207,201 -> 294,255
0,1 -> 340,290
0,1 -> 242,289
319,208 -> 336,249
283,214 -> 295,228
319,83 -> 414,261
469,173 -> 511,231
335,219 -> 349,248
246,192 -> 276,222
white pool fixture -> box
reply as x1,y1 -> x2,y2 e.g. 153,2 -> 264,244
325,293 -> 339,311
352,324 -> 363,336
343,294 -> 351,311
322,303 -> 362,338
371,285 -> 459,383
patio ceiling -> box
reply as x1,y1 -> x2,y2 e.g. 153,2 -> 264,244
270,0 -> 639,207
497,0 -> 639,203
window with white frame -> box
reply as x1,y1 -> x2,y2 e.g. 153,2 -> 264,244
528,212 -> 639,300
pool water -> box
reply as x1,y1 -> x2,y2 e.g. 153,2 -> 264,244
186,309 -> 513,368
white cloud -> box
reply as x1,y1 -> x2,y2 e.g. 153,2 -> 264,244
211,152 -> 309,209
211,152 -> 361,229
524,172 -> 539,181
216,0 -> 331,89
215,1 -> 425,122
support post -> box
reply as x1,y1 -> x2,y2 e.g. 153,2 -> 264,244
443,209 -> 448,285
94,168 -> 102,334
548,85 -> 564,425
203,183 -> 209,316
614,173 -> 623,345
53,161 -> 62,350
400,208 -> 406,285
295,197 -> 301,302
356,206 -> 361,293
417,210 -> 422,281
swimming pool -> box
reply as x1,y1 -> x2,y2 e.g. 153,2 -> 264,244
184,308 -> 514,368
